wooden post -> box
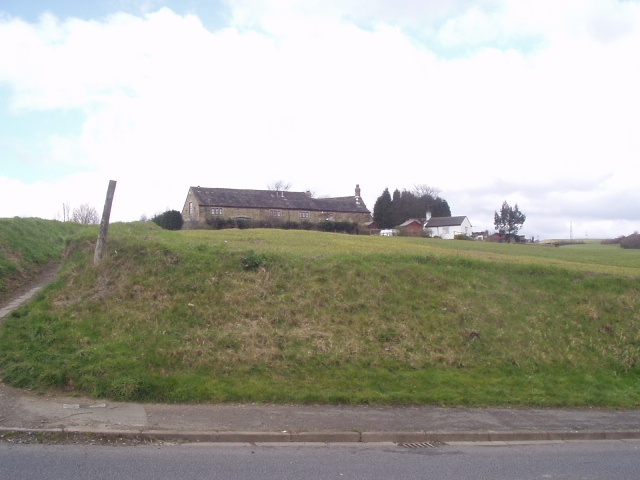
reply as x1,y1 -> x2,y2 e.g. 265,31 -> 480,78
94,180 -> 117,265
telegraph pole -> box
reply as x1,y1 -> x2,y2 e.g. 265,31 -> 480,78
94,180 -> 117,265
570,221 -> 573,241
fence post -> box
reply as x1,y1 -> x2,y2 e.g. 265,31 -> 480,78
94,180 -> 117,265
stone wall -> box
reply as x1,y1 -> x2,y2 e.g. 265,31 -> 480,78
203,207 -> 370,226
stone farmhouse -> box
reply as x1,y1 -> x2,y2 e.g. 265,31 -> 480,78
182,184 -> 371,229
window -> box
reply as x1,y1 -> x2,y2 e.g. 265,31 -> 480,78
299,211 -> 310,219
270,210 -> 282,217
211,208 -> 223,215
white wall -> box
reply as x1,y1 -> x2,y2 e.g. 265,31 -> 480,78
425,218 -> 472,239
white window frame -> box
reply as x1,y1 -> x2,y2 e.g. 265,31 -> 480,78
299,211 -> 310,219
270,210 -> 283,217
211,208 -> 224,215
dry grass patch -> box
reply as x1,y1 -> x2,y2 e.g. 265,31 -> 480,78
1,223 -> 639,406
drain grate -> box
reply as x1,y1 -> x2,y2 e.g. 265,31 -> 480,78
398,442 -> 435,449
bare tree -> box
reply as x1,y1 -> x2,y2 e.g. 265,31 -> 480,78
412,184 -> 441,198
72,203 -> 99,225
62,202 -> 71,222
267,180 -> 292,191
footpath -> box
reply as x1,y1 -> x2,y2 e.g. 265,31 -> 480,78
1,270 -> 639,445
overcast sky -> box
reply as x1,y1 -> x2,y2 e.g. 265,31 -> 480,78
1,0 -> 639,240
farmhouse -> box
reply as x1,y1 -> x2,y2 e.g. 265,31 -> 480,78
424,213 -> 472,239
182,185 -> 371,228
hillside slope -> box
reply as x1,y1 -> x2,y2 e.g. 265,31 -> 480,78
1,222 -> 639,406
0,218 -> 82,301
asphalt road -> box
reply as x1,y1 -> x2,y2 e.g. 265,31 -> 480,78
2,440 -> 640,480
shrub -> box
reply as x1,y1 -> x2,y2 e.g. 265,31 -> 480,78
283,221 -> 300,230
251,219 -> 282,229
319,221 -> 336,232
236,218 -> 251,229
620,233 -> 640,249
335,221 -> 358,234
601,237 -> 624,245
204,216 -> 360,234
319,221 -> 358,234
151,210 -> 184,230
207,217 -> 235,230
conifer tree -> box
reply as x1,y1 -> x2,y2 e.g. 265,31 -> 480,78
373,188 -> 394,228
373,185 -> 451,228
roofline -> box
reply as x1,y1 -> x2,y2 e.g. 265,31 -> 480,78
188,186 -> 371,214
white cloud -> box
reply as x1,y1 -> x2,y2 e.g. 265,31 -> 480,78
1,1 -> 639,239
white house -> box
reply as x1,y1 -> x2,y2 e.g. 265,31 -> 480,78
424,213 -> 472,239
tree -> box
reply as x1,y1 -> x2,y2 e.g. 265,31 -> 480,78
373,188 -> 393,228
61,202 -> 71,222
430,197 -> 451,218
373,185 -> 452,228
413,184 -> 440,199
152,210 -> 184,230
266,180 -> 291,191
620,232 -> 640,249
390,188 -> 403,226
494,201 -> 526,242
72,203 -> 99,225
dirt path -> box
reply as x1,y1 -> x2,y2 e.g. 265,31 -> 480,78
0,263 -> 61,426
0,263 -> 60,321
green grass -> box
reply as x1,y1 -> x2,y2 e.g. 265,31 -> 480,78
1,221 -> 639,407
0,218 -> 82,299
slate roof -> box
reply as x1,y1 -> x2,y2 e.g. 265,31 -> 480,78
190,187 -> 370,214
425,216 -> 469,228
398,218 -> 424,227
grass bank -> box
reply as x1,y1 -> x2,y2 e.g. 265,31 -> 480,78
1,222 -> 639,406
0,218 -> 82,301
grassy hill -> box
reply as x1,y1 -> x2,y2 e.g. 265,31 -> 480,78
0,218 -> 81,301
1,220 -> 639,406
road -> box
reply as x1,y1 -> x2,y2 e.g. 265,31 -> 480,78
2,440 -> 639,479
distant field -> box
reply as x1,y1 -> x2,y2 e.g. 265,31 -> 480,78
187,228 -> 640,275
1,220 -> 639,407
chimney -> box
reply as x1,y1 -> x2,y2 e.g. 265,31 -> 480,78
355,184 -> 361,197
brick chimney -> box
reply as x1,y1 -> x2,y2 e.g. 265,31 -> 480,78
355,184 -> 361,198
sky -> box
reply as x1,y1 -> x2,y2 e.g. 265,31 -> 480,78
1,0 -> 639,240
